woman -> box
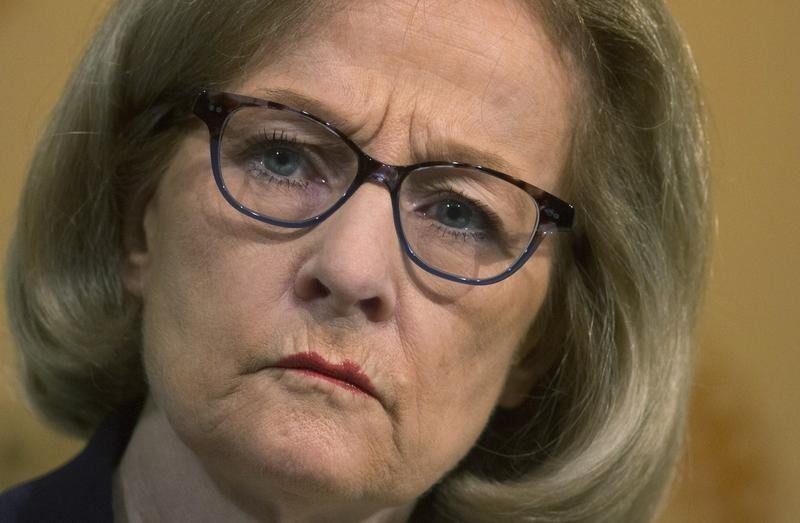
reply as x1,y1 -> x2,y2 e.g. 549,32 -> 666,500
1,0 -> 709,521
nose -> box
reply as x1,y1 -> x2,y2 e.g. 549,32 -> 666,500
293,183 -> 399,323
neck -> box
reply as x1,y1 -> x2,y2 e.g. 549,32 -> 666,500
114,397 -> 416,523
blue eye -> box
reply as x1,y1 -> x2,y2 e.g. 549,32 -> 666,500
262,147 -> 302,177
436,199 -> 474,229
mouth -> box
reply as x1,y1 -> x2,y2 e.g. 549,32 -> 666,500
271,352 -> 378,399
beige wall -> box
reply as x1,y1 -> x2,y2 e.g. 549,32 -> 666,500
658,2 -> 800,522
0,0 -> 111,484
1,2 -> 798,521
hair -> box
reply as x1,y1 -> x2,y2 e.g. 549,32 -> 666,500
6,0 -> 709,521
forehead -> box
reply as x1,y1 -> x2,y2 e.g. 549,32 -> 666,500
237,0 -> 576,191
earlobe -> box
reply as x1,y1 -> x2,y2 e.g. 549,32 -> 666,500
498,361 -> 538,409
122,250 -> 148,297
121,199 -> 157,297
498,341 -> 560,409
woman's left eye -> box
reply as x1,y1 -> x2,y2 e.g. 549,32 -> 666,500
418,195 -> 500,242
434,199 -> 480,230
260,146 -> 304,178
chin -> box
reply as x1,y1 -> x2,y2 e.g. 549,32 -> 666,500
196,421 -> 416,517
169,383 -> 409,507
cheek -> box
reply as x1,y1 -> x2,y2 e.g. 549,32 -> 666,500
138,193 -> 302,413
393,257 -> 550,473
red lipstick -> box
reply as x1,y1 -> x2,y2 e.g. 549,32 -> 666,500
273,352 -> 378,398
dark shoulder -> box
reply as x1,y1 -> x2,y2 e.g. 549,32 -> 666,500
0,404 -> 141,523
0,460 -> 110,523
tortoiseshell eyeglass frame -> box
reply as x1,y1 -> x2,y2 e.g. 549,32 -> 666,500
192,89 -> 575,285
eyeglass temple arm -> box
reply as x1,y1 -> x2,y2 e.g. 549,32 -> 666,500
193,90 -> 233,135
539,193 -> 575,232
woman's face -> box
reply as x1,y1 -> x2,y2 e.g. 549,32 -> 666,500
125,0 -> 574,515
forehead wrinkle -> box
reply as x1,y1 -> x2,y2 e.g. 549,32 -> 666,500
400,18 -> 501,67
395,18 -> 516,100
404,0 -> 527,51
407,99 -> 570,192
409,124 -> 512,173
257,85 -> 364,133
339,0 -> 532,100
392,0 -> 567,135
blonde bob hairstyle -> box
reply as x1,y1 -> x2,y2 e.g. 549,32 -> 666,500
6,0 -> 709,521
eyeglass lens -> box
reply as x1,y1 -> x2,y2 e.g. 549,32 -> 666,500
219,105 -> 540,281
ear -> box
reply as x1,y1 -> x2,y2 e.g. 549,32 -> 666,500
121,195 -> 158,297
497,340 -> 560,409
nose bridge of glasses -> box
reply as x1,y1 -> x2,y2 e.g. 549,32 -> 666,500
360,157 -> 402,192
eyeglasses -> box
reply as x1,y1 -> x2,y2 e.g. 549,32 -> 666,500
192,90 -> 574,285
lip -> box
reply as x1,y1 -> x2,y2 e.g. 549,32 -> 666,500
271,352 -> 378,399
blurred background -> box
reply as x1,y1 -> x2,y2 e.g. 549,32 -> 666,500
1,1 -> 798,521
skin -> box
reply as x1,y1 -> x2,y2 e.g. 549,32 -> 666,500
119,0 -> 576,521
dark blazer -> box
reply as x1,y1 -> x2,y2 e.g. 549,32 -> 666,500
0,405 -> 140,523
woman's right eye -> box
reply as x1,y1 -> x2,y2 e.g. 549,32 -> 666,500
257,146 -> 305,178
238,138 -> 318,187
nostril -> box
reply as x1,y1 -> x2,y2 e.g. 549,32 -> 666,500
297,277 -> 330,301
359,296 -> 383,318
311,279 -> 330,299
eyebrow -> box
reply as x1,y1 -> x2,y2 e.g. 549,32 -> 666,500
422,141 -> 514,174
258,87 -> 516,174
260,87 -> 347,127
